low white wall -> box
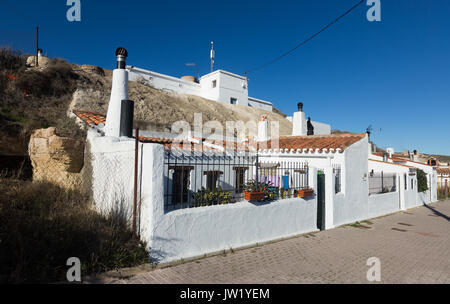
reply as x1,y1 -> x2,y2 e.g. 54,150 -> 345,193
418,191 -> 432,205
404,189 -> 419,209
150,197 -> 318,263
368,192 -> 400,219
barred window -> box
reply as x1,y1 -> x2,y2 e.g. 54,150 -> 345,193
204,171 -> 222,191
172,167 -> 192,204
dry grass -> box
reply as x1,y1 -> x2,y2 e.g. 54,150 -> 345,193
0,178 -> 148,283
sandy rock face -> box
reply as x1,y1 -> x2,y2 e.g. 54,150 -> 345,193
26,55 -> 51,68
80,65 -> 105,76
29,127 -> 85,189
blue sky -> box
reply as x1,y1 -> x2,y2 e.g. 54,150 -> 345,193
1,0 -> 449,155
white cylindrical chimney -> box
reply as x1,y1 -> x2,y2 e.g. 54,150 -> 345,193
387,147 -> 394,158
105,48 -> 129,137
292,102 -> 306,136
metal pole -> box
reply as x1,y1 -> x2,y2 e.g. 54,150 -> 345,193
36,27 -> 39,67
133,128 -> 139,239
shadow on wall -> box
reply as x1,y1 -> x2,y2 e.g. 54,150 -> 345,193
111,197 -> 133,225
422,203 -> 450,222
149,236 -> 183,264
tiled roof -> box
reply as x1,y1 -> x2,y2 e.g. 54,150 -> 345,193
258,133 -> 367,153
73,110 -> 364,154
72,110 -> 251,153
73,110 -> 106,127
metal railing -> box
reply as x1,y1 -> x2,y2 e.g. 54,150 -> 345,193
164,151 -> 309,211
369,171 -> 397,195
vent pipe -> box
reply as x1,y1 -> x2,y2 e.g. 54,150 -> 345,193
120,100 -> 134,137
116,47 -> 128,69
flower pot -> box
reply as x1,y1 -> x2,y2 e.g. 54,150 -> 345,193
296,188 -> 314,198
244,191 -> 266,201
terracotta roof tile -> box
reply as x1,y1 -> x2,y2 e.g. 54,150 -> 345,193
258,133 -> 367,153
437,167 -> 450,175
73,110 -> 106,127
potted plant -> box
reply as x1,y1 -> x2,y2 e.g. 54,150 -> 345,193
295,187 -> 314,198
243,180 -> 266,201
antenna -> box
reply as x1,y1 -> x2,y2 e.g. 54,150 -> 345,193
210,41 -> 215,73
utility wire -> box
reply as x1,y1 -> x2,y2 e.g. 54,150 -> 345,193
245,0 -> 365,74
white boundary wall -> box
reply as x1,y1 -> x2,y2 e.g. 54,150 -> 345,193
368,192 -> 399,218
87,131 -> 438,264
147,147 -> 319,263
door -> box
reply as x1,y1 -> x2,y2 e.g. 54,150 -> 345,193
317,171 -> 326,230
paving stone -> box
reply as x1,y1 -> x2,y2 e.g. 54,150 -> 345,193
98,200 -> 450,284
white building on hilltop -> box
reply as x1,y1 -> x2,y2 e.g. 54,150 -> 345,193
127,67 -> 273,111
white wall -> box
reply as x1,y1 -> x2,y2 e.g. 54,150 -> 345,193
128,67 -> 201,96
333,136 -> 369,226
150,197 -> 318,263
88,131 -> 140,222
248,97 -> 274,111
214,70 -> 248,107
311,121 -> 332,135
368,192 -> 400,219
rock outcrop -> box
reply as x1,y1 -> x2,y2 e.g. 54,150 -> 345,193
80,65 -> 105,76
26,55 -> 51,68
28,127 -> 85,189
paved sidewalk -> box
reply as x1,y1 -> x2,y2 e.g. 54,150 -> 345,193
98,200 -> 450,284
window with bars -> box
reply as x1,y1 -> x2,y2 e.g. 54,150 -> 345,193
171,166 -> 192,204
204,171 -> 222,190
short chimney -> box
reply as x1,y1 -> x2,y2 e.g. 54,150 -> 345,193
257,115 -> 269,142
386,147 -> 394,159
292,102 -> 306,136
105,47 -> 130,137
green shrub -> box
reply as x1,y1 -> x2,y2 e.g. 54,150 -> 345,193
416,169 -> 429,193
0,178 -> 149,283
193,187 -> 232,207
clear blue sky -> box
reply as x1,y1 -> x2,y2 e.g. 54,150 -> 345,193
1,0 -> 449,155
